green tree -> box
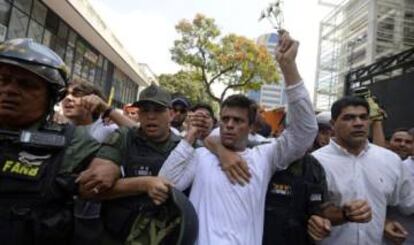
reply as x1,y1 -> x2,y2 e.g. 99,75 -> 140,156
171,14 -> 279,102
158,70 -> 214,106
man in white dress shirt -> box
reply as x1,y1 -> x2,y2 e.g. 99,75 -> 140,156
159,31 -> 318,245
309,96 -> 414,245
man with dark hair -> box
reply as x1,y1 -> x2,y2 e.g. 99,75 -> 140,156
76,84 -> 193,244
0,38 -> 118,245
189,103 -> 215,143
61,79 -> 135,143
191,103 -> 215,121
171,96 -> 191,132
388,128 -> 413,160
62,79 -> 116,142
312,111 -> 333,151
308,96 -> 414,244
383,127 -> 414,245
61,79 -> 132,244
123,103 -> 140,124
159,31 -> 318,244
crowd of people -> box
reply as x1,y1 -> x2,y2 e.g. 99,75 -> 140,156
0,31 -> 414,245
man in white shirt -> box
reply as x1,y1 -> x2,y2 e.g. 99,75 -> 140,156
308,96 -> 414,245
388,128 -> 413,160
159,31 -> 318,245
383,128 -> 414,245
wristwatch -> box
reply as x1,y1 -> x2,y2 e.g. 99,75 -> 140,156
102,107 -> 113,118
342,208 -> 352,222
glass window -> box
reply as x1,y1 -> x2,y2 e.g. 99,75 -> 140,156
97,54 -> 103,67
27,19 -> 43,42
57,21 -> 68,40
31,0 -> 47,25
73,47 -> 84,77
0,0 -> 11,26
81,60 -> 90,80
42,29 -> 51,46
73,58 -> 82,77
50,35 -> 66,60
94,67 -> 102,87
14,0 -> 32,15
7,7 -> 29,39
64,46 -> 74,74
88,65 -> 96,82
67,30 -> 76,47
45,9 -> 58,34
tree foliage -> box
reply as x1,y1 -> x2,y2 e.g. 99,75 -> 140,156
170,14 -> 279,102
158,70 -> 214,106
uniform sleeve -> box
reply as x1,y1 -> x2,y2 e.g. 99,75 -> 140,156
60,126 -> 100,174
257,82 -> 317,177
158,139 -> 197,191
307,159 -> 329,215
95,127 -> 130,165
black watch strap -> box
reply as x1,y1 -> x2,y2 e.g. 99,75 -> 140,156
102,107 -> 113,118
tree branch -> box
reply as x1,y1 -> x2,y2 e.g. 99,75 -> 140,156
220,73 -> 255,101
208,65 -> 235,86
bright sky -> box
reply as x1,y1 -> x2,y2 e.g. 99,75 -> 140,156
89,0 -> 331,99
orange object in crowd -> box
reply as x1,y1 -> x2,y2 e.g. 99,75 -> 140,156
261,107 -> 286,137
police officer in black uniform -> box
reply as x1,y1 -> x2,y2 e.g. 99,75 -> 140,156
0,38 -> 118,245
262,153 -> 328,245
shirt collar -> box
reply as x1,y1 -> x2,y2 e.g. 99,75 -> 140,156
329,138 -> 370,157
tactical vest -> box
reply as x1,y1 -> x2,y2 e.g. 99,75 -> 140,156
262,154 -> 326,245
102,128 -> 180,242
0,124 -> 75,245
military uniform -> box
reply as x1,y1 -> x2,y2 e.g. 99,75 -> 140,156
96,126 -> 181,244
0,38 -> 101,245
262,154 -> 327,245
0,123 -> 100,245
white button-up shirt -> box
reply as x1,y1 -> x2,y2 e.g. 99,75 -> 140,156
313,141 -> 414,245
384,157 -> 414,245
160,82 -> 317,245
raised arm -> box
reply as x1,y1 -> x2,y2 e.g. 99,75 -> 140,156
158,115 -> 205,190
80,94 -> 137,128
263,31 -> 317,172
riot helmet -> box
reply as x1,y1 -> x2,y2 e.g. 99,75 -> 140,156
0,38 -> 68,103
170,187 -> 199,245
124,187 -> 199,245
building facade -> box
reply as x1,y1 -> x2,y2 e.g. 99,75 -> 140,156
314,0 -> 414,110
0,0 -> 152,108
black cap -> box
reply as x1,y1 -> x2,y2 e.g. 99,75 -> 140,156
172,97 -> 190,108
135,84 -> 171,107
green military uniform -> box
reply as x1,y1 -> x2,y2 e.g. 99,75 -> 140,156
97,127 -> 180,166
0,38 -> 102,245
97,126 -> 181,245
60,125 -> 101,174
0,123 -> 100,245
